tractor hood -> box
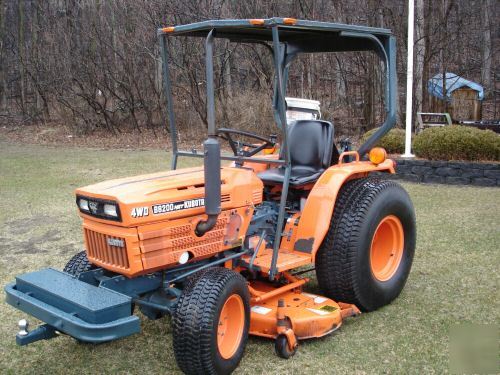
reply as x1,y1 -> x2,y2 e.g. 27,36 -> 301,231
75,166 -> 263,227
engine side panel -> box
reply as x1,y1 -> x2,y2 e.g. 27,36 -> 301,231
138,207 -> 253,273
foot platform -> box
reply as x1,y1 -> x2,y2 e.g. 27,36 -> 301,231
242,248 -> 311,273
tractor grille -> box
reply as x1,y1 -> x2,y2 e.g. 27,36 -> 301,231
84,228 -> 130,270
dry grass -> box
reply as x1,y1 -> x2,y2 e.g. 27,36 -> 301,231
0,142 -> 499,374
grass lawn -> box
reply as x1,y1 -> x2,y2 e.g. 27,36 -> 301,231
0,142 -> 498,374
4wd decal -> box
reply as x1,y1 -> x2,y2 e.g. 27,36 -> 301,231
131,206 -> 149,218
152,198 -> 205,215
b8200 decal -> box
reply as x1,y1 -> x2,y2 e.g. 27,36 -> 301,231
152,198 -> 205,215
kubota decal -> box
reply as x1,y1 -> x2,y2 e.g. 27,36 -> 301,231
107,238 -> 125,247
152,198 -> 204,215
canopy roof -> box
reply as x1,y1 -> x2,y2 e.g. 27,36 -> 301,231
158,17 -> 398,164
428,72 -> 484,101
158,17 -> 393,54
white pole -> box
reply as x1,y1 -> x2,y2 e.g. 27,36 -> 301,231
403,0 -> 415,157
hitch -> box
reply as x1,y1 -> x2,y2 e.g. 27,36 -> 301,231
16,320 -> 58,346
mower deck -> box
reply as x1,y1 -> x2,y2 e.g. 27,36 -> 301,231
247,279 -> 360,341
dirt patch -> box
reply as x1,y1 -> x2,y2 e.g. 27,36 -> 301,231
12,241 -> 49,255
2,214 -> 65,256
5,234 -> 55,255
6,214 -> 60,236
56,243 -> 81,256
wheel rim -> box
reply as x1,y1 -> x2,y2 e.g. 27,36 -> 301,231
370,215 -> 404,281
217,294 -> 245,359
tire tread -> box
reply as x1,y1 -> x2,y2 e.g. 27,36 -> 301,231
63,251 -> 95,277
173,267 -> 249,375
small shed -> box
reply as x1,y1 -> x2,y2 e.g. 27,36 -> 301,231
427,73 -> 484,121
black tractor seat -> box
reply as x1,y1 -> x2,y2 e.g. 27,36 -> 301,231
258,120 -> 334,187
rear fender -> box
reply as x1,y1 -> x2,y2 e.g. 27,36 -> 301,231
293,159 -> 395,258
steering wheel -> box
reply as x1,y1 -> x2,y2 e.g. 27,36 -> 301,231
216,128 -> 277,157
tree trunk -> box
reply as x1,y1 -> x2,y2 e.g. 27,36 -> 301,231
421,0 -> 431,111
307,55 -> 313,98
334,58 -> 345,105
32,0 -> 41,118
363,0 -> 378,131
364,59 -> 375,131
224,50 -> 233,99
440,0 -> 447,113
0,0 -> 6,111
110,1 -> 119,92
18,0 -> 26,115
481,0 -> 492,98
414,0 -> 425,131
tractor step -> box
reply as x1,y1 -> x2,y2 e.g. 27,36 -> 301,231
5,268 -> 140,344
242,249 -> 311,273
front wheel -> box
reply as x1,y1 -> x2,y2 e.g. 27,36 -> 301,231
315,178 -> 416,312
63,251 -> 96,277
275,334 -> 297,359
173,268 -> 250,375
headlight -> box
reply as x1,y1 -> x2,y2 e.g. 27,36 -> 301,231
103,203 -> 118,217
78,198 -> 89,211
76,196 -> 121,221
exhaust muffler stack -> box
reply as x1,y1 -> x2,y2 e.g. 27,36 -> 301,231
195,138 -> 221,236
196,29 -> 221,237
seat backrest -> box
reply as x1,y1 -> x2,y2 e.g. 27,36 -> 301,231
287,120 -> 334,171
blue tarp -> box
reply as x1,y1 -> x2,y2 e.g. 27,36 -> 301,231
428,72 -> 484,101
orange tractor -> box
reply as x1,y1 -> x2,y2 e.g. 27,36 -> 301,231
5,18 -> 415,374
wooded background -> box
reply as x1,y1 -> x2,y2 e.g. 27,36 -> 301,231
0,0 -> 498,139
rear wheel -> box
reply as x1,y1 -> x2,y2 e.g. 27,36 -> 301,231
173,268 -> 250,375
63,251 -> 96,277
315,178 -> 416,312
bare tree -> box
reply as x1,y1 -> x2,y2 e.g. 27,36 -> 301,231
0,0 -> 496,135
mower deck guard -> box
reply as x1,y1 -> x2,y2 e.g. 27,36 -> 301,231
5,268 -> 139,345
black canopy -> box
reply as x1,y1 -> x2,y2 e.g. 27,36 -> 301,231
158,17 -> 392,56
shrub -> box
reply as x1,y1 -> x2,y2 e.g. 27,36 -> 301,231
361,127 -> 406,154
413,126 -> 500,161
